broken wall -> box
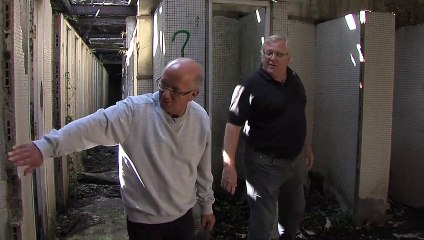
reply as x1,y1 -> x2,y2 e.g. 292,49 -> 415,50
54,14 -> 109,214
3,0 -> 37,239
136,14 -> 154,95
390,23 -> 424,208
33,0 -> 56,238
0,1 -> 8,240
153,0 -> 166,92
124,16 -> 136,97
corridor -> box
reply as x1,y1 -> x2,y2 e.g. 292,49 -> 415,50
1,0 -> 424,240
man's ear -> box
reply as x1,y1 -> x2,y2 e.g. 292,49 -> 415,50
189,90 -> 199,101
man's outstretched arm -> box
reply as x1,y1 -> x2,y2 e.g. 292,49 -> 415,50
8,98 -> 134,175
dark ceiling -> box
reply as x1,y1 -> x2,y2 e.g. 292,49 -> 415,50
51,0 -> 137,65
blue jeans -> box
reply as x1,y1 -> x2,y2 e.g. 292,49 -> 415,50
244,147 -> 305,240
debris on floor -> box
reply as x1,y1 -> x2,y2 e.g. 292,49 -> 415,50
56,146 -> 126,240
56,146 -> 424,240
210,178 -> 424,240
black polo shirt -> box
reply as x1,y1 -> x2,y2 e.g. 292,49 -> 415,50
228,67 -> 306,159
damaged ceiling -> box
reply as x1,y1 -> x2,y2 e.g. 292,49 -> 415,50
51,0 -> 139,65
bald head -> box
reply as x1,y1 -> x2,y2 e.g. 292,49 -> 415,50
158,58 -> 201,117
162,58 -> 202,89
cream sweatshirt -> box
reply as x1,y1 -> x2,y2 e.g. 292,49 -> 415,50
33,92 -> 214,224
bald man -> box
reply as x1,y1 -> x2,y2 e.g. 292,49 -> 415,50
8,58 -> 215,240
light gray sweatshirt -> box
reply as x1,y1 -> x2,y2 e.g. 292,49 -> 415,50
33,92 -> 214,224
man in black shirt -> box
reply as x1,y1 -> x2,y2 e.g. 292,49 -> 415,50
221,35 -> 314,240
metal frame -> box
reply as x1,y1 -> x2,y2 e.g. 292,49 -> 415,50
207,0 -> 271,116
71,4 -> 137,16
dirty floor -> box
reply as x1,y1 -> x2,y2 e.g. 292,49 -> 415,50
56,146 -> 424,240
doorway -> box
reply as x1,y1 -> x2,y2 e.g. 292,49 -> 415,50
207,0 -> 270,175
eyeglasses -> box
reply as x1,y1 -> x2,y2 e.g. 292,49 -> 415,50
156,77 -> 194,97
263,50 -> 289,58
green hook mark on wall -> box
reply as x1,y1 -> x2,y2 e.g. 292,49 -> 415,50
172,30 -> 191,57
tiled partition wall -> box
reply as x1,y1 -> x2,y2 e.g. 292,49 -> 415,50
3,0 -> 37,238
34,0 -> 56,238
211,16 -> 239,176
54,14 -> 109,214
356,12 -> 394,222
153,0 -> 165,90
314,12 -> 395,223
272,1 -> 288,36
391,23 -> 424,208
314,15 -> 361,214
287,20 -> 316,182
0,1 -> 6,238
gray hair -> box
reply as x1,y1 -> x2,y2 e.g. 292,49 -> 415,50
261,35 -> 289,55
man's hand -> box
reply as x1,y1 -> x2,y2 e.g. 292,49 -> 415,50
8,143 -> 43,176
305,144 -> 314,171
201,214 -> 215,231
221,165 -> 238,195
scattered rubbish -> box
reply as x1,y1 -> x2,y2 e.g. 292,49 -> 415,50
305,229 -> 316,236
393,233 -> 424,239
325,217 -> 332,230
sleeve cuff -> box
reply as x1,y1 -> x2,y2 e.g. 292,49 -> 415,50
199,203 -> 214,215
227,119 -> 245,127
32,138 -> 54,160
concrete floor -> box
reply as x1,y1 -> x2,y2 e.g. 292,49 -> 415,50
65,197 -> 127,240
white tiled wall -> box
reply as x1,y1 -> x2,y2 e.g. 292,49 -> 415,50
288,20 -> 316,152
358,11 -> 394,205
211,16 -> 239,176
272,2 -> 288,36
314,16 -> 361,213
167,0 -> 207,107
5,0 -> 37,238
34,0 -> 56,237
391,23 -> 424,208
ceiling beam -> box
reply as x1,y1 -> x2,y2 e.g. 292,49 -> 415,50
90,46 -> 128,51
78,17 -> 127,26
71,4 -> 137,16
90,37 -> 124,42
87,33 -> 124,38
51,0 -> 72,13
101,60 -> 123,65
90,42 -> 124,47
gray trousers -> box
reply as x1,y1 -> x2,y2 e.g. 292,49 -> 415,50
244,146 -> 305,240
